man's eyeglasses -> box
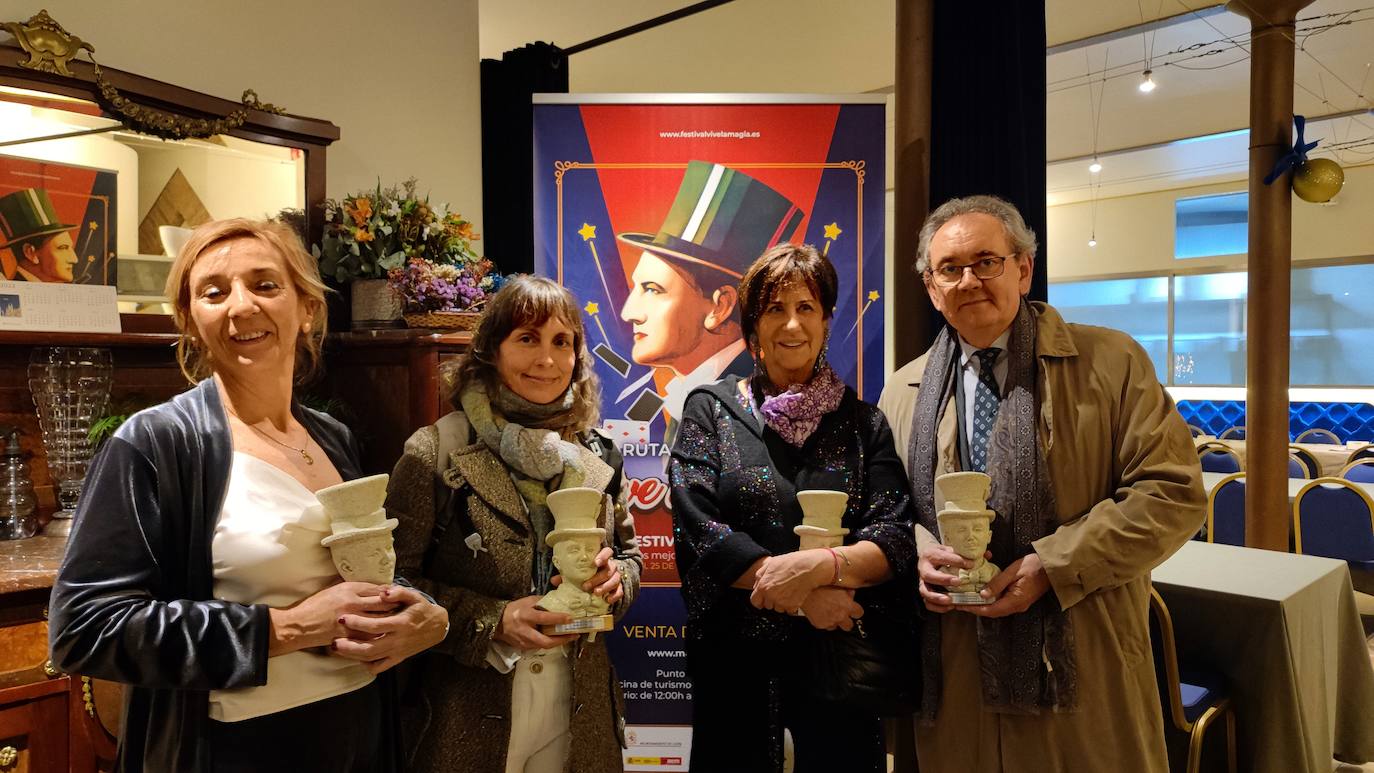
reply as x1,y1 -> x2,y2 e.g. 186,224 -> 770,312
924,255 -> 1015,287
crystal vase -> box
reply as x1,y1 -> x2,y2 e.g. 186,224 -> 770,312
28,347 -> 113,536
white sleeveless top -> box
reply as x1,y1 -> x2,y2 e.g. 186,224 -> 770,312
208,452 -> 374,722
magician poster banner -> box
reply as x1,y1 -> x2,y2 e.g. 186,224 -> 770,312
533,95 -> 886,771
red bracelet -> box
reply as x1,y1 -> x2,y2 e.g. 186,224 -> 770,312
826,547 -> 841,584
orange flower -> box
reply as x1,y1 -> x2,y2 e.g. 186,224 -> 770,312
349,197 -> 373,226
354,227 -> 374,243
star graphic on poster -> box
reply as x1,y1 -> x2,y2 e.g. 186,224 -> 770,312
868,290 -> 880,301
823,222 -> 842,240
585,301 -> 599,315
578,223 -> 597,241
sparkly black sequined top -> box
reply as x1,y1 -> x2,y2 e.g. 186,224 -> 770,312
669,375 -> 919,643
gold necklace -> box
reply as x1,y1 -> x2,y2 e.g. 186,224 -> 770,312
227,408 -> 314,465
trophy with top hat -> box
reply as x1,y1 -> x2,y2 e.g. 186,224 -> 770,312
537,487 -> 615,639
934,472 -> 999,605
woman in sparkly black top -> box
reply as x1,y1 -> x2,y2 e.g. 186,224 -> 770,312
668,244 -> 918,772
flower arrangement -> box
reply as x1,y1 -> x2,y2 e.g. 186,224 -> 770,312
314,178 -> 483,283
388,256 -> 505,314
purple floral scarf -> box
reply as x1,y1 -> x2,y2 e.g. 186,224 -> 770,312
757,362 -> 845,446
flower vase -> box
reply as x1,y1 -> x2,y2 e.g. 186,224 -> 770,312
350,278 -> 403,330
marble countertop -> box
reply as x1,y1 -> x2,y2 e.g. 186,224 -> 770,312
0,536 -> 67,597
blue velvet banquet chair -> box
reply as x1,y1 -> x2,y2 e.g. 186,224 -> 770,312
1148,587 -> 1237,773
1295,427 -> 1342,445
1342,460 -> 1374,484
1187,424 -> 1207,438
1199,445 -> 1243,475
1219,425 -> 1246,440
1348,445 -> 1374,467
1206,472 -> 1247,546
1289,445 -> 1321,479
1292,478 -> 1374,573
1288,454 -> 1309,479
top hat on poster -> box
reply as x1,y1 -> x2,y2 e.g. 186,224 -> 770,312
615,160 -> 805,281
0,189 -> 77,248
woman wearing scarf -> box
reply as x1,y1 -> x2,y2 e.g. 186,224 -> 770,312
669,243 -> 918,772
385,275 -> 641,772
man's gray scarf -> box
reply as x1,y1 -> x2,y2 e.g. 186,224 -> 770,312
908,299 -> 1077,720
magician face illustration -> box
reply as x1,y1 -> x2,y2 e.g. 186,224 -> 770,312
0,188 -> 80,283
620,251 -> 738,376
14,231 -> 78,282
615,161 -> 805,380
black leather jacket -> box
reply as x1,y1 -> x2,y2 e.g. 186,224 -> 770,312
48,378 -> 366,772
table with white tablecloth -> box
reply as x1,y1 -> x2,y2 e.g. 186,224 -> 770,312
1195,437 -> 1369,476
1199,471 -> 1374,501
1152,541 -> 1374,773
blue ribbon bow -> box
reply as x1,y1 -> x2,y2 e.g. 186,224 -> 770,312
1263,114 -> 1320,185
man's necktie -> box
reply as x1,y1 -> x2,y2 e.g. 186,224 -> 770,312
969,348 -> 1002,472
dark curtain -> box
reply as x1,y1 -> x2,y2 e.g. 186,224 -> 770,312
480,42 -> 568,275
929,1 -> 1048,302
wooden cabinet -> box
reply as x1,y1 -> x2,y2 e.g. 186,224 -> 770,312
0,538 -> 114,773
321,330 -> 472,475
0,681 -> 68,773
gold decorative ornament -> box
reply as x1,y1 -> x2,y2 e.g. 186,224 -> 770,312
1292,157 -> 1345,203
1,9 -> 92,77
0,745 -> 16,767
81,676 -> 96,717
92,67 -> 286,140
42,659 -> 60,678
1,10 -> 287,141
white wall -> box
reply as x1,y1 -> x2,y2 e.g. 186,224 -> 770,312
30,0 -> 484,247
1047,163 -> 1374,280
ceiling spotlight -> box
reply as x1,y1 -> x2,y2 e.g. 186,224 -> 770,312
1139,70 -> 1157,93
1089,160 -> 1102,174
1088,237 -> 1098,248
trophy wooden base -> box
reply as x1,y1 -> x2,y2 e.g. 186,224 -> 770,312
540,614 -> 614,636
949,592 -> 993,606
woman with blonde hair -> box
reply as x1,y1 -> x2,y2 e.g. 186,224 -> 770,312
387,274 -> 641,772
49,218 -> 449,772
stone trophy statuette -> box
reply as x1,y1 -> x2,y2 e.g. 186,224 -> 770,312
934,471 -> 999,605
793,490 -> 850,550
317,474 -> 398,584
537,487 -> 614,640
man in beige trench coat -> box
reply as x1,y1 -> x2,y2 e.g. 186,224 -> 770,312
878,195 -> 1206,773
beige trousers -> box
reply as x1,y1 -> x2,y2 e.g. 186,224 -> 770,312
505,648 -> 571,773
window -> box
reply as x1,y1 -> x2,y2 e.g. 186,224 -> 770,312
1173,272 -> 1246,385
1291,263 -> 1374,385
1050,262 -> 1374,387
1049,277 -> 1169,378
1175,192 -> 1247,259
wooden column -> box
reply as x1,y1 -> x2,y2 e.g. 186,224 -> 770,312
893,0 -> 936,367
1227,0 -> 1312,551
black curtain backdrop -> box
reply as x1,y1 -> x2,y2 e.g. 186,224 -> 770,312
929,1 -> 1048,303
480,42 -> 568,275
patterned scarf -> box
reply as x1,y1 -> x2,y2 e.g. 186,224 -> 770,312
908,299 -> 1077,720
757,361 -> 846,447
460,381 -> 600,592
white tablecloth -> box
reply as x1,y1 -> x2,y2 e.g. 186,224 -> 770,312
1200,471 -> 1374,501
1195,438 -> 1367,477
1152,541 -> 1374,773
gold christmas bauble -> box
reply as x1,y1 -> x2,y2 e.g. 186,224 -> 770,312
1292,158 -> 1344,203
